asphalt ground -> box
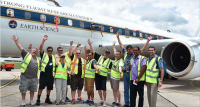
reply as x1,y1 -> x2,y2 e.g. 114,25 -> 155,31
0,69 -> 200,107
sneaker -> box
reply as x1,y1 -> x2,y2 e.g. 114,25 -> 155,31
124,105 -> 130,107
84,99 -> 90,104
77,97 -> 84,103
89,101 -> 94,106
45,98 -> 52,104
61,101 -> 65,104
35,100 -> 40,106
21,100 -> 26,106
98,101 -> 103,106
114,103 -> 121,107
56,101 -> 59,105
30,100 -> 35,106
111,102 -> 116,107
71,98 -> 75,104
103,102 -> 107,107
65,97 -> 71,102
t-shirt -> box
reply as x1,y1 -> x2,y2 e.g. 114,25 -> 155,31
40,51 -> 53,78
94,52 -> 112,69
21,49 -> 38,79
70,54 -> 82,78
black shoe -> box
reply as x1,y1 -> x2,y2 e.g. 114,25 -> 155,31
36,100 -> 40,106
124,105 -> 129,107
45,98 -> 52,104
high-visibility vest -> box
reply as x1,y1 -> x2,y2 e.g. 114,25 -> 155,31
110,58 -> 124,80
124,53 -> 128,61
70,55 -> 86,78
40,52 -> 56,76
85,59 -> 96,78
64,52 -> 71,64
96,56 -> 112,77
130,55 -> 146,81
146,56 -> 161,83
21,53 -> 40,77
55,62 -> 68,80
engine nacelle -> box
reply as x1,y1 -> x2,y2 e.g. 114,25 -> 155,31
161,41 -> 200,79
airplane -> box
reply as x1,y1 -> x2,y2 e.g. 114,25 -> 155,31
0,0 -> 200,80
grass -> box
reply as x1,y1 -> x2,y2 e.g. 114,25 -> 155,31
1,62 -> 21,69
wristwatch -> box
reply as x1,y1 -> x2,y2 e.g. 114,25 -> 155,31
160,80 -> 163,82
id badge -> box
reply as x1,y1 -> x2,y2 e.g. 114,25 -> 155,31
133,63 -> 136,67
133,80 -> 137,85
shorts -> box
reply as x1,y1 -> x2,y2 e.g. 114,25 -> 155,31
95,73 -> 107,91
84,78 -> 95,93
110,78 -> 120,90
39,74 -> 54,90
70,75 -> 84,91
19,75 -> 38,93
67,75 -> 71,85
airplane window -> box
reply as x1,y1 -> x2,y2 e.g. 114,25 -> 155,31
101,25 -> 104,31
68,19 -> 73,26
140,32 -> 143,38
40,14 -> 46,21
25,12 -> 31,19
80,21 -> 84,28
145,34 -> 148,38
118,29 -> 122,34
125,28 -> 130,36
6,9 -> 14,17
110,27 -> 113,33
133,31 -> 136,36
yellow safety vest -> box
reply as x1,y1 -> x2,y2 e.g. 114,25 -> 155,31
40,52 -> 56,76
55,62 -> 68,80
64,52 -> 71,64
146,57 -> 161,83
21,53 -> 40,77
130,55 -> 146,81
96,56 -> 112,77
111,58 -> 124,80
70,55 -> 86,78
85,59 -> 96,78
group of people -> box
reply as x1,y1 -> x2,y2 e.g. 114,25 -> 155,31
12,32 -> 164,107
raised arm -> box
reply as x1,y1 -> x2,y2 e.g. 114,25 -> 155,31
84,46 -> 87,60
69,40 -> 74,56
12,35 -> 23,52
113,41 -> 117,55
140,35 -> 153,53
116,32 -> 124,50
28,44 -> 32,53
40,35 -> 48,54
87,39 -> 95,53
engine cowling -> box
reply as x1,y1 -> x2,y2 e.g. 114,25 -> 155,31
161,41 -> 200,79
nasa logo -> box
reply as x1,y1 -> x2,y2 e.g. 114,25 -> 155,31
8,20 -> 17,28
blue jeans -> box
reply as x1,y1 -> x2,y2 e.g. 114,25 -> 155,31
123,72 -> 130,105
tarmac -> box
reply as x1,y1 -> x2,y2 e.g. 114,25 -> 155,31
0,69 -> 200,107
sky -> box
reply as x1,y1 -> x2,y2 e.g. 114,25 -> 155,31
38,0 -> 200,37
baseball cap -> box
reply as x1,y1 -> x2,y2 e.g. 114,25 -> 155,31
60,54 -> 65,58
105,50 -> 110,54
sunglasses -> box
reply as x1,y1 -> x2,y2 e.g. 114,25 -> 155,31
47,50 -> 53,52
76,53 -> 81,54
58,50 -> 63,52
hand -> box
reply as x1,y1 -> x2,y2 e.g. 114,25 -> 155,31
71,72 -> 75,76
43,35 -> 48,41
116,32 -> 119,38
148,35 -> 154,41
135,79 -> 139,84
158,81 -> 162,88
113,41 -> 116,46
97,69 -> 100,74
129,63 -> 132,70
77,42 -> 81,47
84,46 -> 87,50
70,40 -> 74,45
87,39 -> 92,45
12,35 -> 19,42
67,71 -> 71,75
145,82 -> 147,86
120,73 -> 123,79
28,44 -> 32,50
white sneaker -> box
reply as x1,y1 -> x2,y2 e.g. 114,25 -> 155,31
98,101 -> 103,106
30,100 -> 35,106
21,100 -> 26,106
103,102 -> 107,107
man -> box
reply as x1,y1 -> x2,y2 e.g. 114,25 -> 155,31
55,47 -> 71,102
116,32 -> 153,107
83,46 -> 99,106
146,46 -> 164,107
69,40 -> 86,104
88,39 -> 112,107
129,46 -> 146,107
12,35 -> 39,106
36,35 -> 56,106
110,41 -> 124,107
